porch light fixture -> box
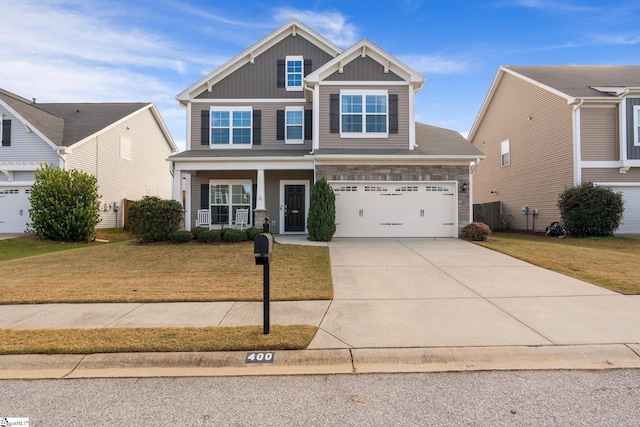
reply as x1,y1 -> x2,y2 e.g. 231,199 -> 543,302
461,182 -> 468,193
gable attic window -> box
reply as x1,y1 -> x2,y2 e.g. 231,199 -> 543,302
634,105 -> 640,146
340,90 -> 388,138
209,106 -> 252,148
501,139 -> 511,167
285,56 -> 303,91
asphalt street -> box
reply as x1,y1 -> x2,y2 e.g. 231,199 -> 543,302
1,370 -> 639,426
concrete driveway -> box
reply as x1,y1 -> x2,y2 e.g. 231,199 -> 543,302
309,238 -> 640,349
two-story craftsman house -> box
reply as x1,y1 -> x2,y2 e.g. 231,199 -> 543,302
170,20 -> 483,238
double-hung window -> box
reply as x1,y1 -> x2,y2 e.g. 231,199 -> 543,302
210,107 -> 252,147
286,56 -> 303,91
285,106 -> 304,144
340,90 -> 388,137
634,105 -> 640,146
501,140 -> 511,167
210,181 -> 252,227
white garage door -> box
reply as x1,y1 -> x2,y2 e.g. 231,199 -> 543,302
611,186 -> 640,234
331,181 -> 457,238
0,187 -> 32,233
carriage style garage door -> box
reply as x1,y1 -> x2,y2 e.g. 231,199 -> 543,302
0,186 -> 32,233
330,181 -> 457,238
610,186 -> 640,234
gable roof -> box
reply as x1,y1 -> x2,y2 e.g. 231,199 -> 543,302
0,88 -> 176,151
468,65 -> 640,141
305,39 -> 425,89
176,19 -> 343,103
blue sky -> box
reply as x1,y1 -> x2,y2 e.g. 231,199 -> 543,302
1,0 -> 639,151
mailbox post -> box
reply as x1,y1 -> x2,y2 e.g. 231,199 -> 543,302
254,233 -> 273,335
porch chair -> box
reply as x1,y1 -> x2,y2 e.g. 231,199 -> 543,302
197,209 -> 210,227
234,208 -> 249,230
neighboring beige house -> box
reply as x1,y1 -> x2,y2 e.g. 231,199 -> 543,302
170,20 -> 483,237
469,65 -> 640,233
0,89 -> 177,232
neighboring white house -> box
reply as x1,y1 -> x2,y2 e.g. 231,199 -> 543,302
0,88 -> 177,232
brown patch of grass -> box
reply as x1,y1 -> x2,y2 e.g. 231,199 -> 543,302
0,325 -> 317,354
0,241 -> 332,303
476,232 -> 640,294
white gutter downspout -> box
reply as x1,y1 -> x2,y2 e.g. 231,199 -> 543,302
572,99 -> 584,185
619,88 -> 630,173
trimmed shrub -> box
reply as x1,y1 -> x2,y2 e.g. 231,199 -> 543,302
171,230 -> 192,243
307,177 -> 336,242
245,227 -> 262,241
197,229 -> 221,243
557,182 -> 624,237
191,226 -> 208,240
219,227 -> 230,240
223,229 -> 247,243
461,222 -> 492,241
28,164 -> 100,242
127,196 -> 183,243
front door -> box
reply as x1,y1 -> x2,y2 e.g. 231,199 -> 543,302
284,185 -> 305,232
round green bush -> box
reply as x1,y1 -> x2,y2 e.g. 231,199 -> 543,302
191,226 -> 208,240
128,196 -> 183,243
197,230 -> 220,243
245,227 -> 262,240
222,229 -> 247,243
171,230 -> 192,243
461,222 -> 492,241
557,182 -> 624,236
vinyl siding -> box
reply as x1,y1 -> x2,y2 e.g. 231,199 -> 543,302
471,72 -> 574,231
195,34 -> 334,100
0,105 -> 59,182
66,108 -> 174,228
191,102 -> 313,151
325,56 -> 404,81
582,167 -> 640,182
580,106 -> 618,161
318,84 -> 410,150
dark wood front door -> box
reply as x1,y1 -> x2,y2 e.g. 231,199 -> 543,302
284,185 -> 305,232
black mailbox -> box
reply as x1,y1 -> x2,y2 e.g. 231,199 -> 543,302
254,233 -> 273,265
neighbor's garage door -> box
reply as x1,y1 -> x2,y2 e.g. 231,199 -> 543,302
610,186 -> 640,234
330,182 -> 457,238
0,187 -> 32,233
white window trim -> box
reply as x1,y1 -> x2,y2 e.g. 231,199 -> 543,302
501,139 -> 511,167
634,105 -> 640,147
339,89 -> 389,139
209,106 -> 252,149
208,179 -> 253,228
285,106 -> 304,145
285,55 -> 304,92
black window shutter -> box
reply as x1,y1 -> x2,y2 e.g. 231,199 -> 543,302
1,120 -> 11,146
276,110 -> 285,140
200,110 -> 210,145
389,94 -> 398,134
252,110 -> 261,145
277,59 -> 285,88
200,184 -> 209,209
330,94 -> 340,133
304,59 -> 312,76
304,109 -> 312,140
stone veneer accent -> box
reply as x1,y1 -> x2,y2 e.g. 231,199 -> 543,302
316,164 -> 471,234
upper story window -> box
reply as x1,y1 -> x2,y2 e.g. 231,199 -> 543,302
285,106 -> 304,144
210,107 -> 252,147
501,139 -> 511,167
120,136 -> 132,160
340,90 -> 388,138
286,56 -> 303,91
634,105 -> 640,146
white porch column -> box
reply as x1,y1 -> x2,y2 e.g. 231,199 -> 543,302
256,168 -> 266,210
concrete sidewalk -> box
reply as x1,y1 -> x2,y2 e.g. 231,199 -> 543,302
1,237 -> 639,378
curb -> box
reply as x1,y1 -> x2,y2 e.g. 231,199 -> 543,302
1,344 -> 639,379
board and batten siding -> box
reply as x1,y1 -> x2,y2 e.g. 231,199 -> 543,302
195,34 -> 334,100
191,101 -> 313,151
0,105 -> 60,182
66,108 -> 174,228
318,84 -> 410,150
471,72 -> 574,231
324,56 -> 404,82
580,106 -> 618,161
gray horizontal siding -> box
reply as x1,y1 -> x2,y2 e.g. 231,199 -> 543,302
0,106 -> 59,168
580,106 -> 618,161
325,56 -> 404,81
196,34 -> 334,100
318,85 -> 410,150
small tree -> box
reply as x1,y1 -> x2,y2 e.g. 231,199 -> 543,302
29,164 -> 100,242
127,196 -> 183,243
307,177 -> 336,242
557,182 -> 624,237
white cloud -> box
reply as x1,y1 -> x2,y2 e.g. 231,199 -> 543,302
399,55 -> 469,74
273,8 -> 359,47
502,0 -> 598,13
590,32 -> 640,45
